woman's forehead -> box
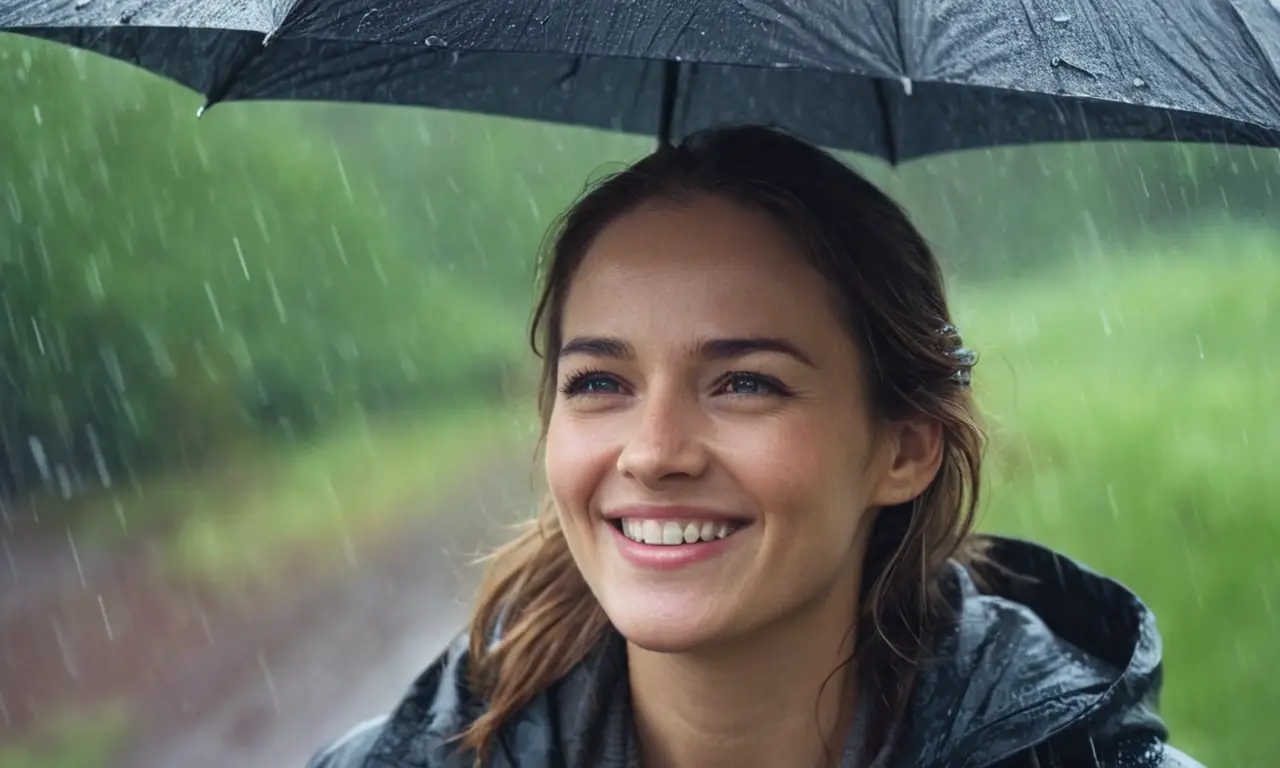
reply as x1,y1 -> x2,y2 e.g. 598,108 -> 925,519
565,198 -> 836,323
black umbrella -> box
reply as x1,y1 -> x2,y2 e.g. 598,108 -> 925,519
3,0 -> 1279,164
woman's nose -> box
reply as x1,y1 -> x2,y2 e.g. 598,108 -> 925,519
615,392 -> 708,486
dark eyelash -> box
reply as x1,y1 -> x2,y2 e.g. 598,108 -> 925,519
719,370 -> 794,397
558,368 -> 615,396
558,369 -> 792,397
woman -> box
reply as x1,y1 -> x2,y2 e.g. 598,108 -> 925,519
309,127 -> 1201,768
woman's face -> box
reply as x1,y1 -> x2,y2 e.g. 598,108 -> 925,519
545,195 -> 935,653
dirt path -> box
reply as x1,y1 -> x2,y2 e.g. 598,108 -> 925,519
1,451 -> 536,768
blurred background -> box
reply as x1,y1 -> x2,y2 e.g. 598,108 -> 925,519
0,33 -> 1276,767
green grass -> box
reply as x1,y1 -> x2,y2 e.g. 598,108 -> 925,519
956,225 -> 1279,767
15,400 -> 538,585
0,702 -> 131,768
161,401 -> 538,583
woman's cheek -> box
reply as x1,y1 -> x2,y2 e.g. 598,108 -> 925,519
546,412 -> 616,515
725,418 -> 859,527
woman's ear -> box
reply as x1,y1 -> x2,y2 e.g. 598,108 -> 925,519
868,417 -> 944,508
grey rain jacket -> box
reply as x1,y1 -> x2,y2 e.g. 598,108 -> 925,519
308,536 -> 1203,767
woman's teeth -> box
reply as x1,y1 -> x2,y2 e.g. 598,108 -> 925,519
619,519 -> 736,545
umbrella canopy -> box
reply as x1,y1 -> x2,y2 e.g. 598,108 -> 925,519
3,0 -> 1279,164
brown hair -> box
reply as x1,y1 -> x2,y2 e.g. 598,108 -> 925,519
461,125 -> 986,761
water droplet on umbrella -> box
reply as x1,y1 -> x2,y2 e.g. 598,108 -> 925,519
1132,77 -> 1147,88
900,76 -> 913,96
425,35 -> 448,47
74,0 -> 92,9
1052,13 -> 1072,23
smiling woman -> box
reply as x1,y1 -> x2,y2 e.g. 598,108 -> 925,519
308,127 -> 1202,768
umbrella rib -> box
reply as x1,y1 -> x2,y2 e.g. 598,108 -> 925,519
871,78 -> 899,166
657,59 -> 680,147
200,35 -> 268,114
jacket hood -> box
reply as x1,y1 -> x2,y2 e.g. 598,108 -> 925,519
896,535 -> 1167,767
319,535 -> 1183,768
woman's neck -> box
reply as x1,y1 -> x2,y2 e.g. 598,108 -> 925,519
626,575 -> 863,768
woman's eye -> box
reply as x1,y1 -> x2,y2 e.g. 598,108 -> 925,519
560,371 -> 623,397
719,372 -> 787,397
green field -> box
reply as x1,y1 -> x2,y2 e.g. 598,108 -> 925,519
961,226 -> 1279,766
0,702 -> 130,768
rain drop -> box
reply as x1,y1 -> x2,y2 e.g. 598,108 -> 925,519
425,35 -> 448,47
1132,76 -> 1147,88
204,281 -> 225,330
266,268 -> 288,324
900,76 -> 913,97
74,0 -> 92,8
2,538 -> 16,579
258,649 -> 280,712
87,424 -> 111,488
1052,13 -> 1072,23
67,526 -> 86,588
234,236 -> 250,280
29,436 -> 51,483
98,595 -> 115,641
52,617 -> 78,679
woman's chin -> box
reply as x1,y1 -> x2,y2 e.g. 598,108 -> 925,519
602,599 -> 737,654
615,621 -> 718,654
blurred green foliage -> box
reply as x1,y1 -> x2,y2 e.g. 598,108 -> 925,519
4,34 -> 1276,504
1,38 -> 530,499
961,227 -> 1279,766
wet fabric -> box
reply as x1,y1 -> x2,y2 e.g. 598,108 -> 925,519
307,535 -> 1205,768
4,1 -> 1279,164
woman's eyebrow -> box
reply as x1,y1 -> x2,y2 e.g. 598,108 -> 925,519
558,336 -> 814,368
698,337 -> 816,368
558,336 -> 634,360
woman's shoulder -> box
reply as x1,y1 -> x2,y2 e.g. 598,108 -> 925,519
306,632 -> 482,768
306,714 -> 389,768
307,626 -> 633,767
